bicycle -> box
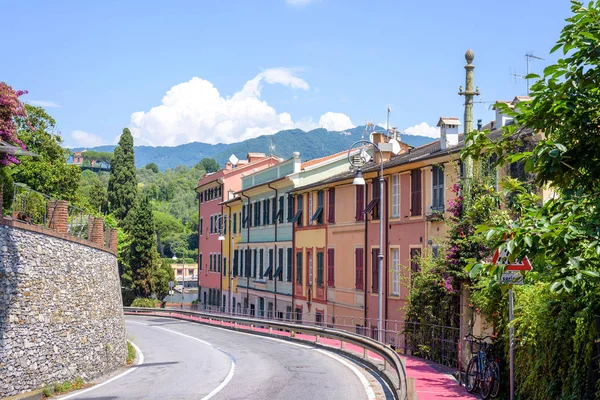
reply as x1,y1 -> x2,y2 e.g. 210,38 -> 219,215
464,334 -> 500,399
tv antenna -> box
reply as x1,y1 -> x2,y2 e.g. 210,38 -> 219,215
268,138 -> 276,157
525,53 -> 544,94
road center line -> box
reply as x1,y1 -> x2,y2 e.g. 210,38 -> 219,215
313,348 -> 376,400
59,341 -> 144,400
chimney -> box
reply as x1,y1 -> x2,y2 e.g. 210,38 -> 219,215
494,101 -> 514,129
437,117 -> 461,150
87,216 -> 105,245
293,152 -> 302,173
225,161 -> 233,170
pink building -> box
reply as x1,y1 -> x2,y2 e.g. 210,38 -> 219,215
195,153 -> 279,310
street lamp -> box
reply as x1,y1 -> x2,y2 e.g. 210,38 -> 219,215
216,214 -> 234,315
347,139 -> 385,343
170,240 -> 187,310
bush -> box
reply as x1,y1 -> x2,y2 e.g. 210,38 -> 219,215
130,297 -> 157,308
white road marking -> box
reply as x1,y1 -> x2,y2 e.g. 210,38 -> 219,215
130,320 -> 237,400
58,341 -> 144,400
314,348 -> 377,400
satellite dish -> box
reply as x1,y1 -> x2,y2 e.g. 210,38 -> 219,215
390,139 -> 401,155
229,154 -> 239,166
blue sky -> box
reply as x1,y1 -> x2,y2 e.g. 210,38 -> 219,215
3,0 -> 569,148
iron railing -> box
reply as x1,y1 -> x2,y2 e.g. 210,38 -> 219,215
124,306 -> 409,400
11,183 -> 55,227
167,303 -> 459,368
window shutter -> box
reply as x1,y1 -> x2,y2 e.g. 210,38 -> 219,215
355,248 -> 364,290
286,248 -> 292,282
328,188 -> 336,223
327,249 -> 335,286
356,186 -> 365,221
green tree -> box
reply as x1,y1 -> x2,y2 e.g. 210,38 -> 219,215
144,162 -> 159,173
129,196 -> 158,297
12,105 -> 80,200
108,128 -> 137,229
151,259 -> 175,301
195,158 -> 219,173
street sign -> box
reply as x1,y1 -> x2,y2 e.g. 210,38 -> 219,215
501,271 -> 523,285
168,281 -> 174,288
492,247 -> 532,271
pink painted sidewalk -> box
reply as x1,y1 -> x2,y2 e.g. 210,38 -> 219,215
132,311 -> 476,399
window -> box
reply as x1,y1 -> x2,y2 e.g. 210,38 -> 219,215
296,251 -> 303,284
177,269 -> 183,275
287,194 -> 293,222
432,245 -> 440,259
209,254 -> 213,271
272,196 -> 277,224
253,249 -> 257,278
371,248 -> 379,292
286,248 -> 293,283
223,258 -> 227,276
355,185 -> 365,221
293,195 -> 303,227
307,252 -> 313,285
189,268 -> 194,275
312,190 -> 324,225
266,249 -> 273,279
355,248 -> 364,290
410,248 -> 421,284
245,249 -> 251,277
278,195 -> 284,223
218,254 -> 222,273
371,179 -> 380,220
263,198 -> 269,225
277,248 -> 284,281
199,253 -> 203,271
242,205 -> 247,228
248,203 -> 253,227
233,213 -> 237,234
391,249 -> 400,296
432,165 -> 445,212
327,188 -> 336,223
233,250 -> 238,276
210,215 -> 214,233
392,174 -> 400,218
259,249 -> 264,278
200,218 -> 204,235
327,249 -> 335,286
308,193 -> 313,225
411,169 -> 422,216
316,310 -> 324,326
255,201 -> 261,226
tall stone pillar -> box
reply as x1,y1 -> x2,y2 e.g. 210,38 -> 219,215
48,200 -> 69,234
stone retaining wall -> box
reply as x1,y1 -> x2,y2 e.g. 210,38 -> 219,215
0,224 -> 126,397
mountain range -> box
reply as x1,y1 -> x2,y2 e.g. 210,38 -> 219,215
73,126 -> 436,171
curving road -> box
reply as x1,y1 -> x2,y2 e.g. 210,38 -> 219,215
61,315 -> 388,400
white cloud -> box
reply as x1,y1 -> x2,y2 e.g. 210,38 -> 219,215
71,130 -> 105,148
319,112 -> 354,131
403,122 -> 440,138
286,0 -> 318,6
128,67 -> 353,146
26,100 -> 61,108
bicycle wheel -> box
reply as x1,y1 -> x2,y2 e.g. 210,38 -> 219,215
489,361 -> 500,398
465,357 -> 479,393
481,364 -> 494,399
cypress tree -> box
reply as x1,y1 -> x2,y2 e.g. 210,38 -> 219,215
108,128 -> 137,229
130,196 -> 157,297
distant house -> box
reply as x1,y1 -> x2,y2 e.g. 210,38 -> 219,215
72,151 -> 84,165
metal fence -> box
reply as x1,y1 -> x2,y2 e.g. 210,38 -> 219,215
11,183 -> 56,228
183,303 -> 460,368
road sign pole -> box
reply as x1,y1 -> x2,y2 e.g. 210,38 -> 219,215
509,287 -> 515,400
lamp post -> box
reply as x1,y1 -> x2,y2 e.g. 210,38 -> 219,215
217,214 -> 234,315
170,240 -> 187,310
347,139 -> 385,342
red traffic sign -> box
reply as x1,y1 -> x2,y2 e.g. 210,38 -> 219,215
492,247 -> 532,271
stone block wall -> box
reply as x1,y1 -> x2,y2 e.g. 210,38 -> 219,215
0,223 -> 127,397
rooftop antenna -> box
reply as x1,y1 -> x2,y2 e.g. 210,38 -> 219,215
525,53 -> 544,94
268,138 -> 276,157
386,105 -> 391,132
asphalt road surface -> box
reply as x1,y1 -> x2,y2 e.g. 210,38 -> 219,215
61,315 -> 387,400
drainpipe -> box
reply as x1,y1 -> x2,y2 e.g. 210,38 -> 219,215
219,182 -> 224,309
268,182 -> 278,318
241,191 -> 251,312
291,194 -> 296,317
384,176 -> 389,327
225,202 -> 233,314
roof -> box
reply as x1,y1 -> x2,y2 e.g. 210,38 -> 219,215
196,155 -> 279,189
300,148 -> 350,169
220,196 -> 242,206
437,117 -> 461,127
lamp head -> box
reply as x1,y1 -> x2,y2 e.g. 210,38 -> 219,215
353,169 -> 365,186
172,255 -> 177,261
218,235 -> 225,241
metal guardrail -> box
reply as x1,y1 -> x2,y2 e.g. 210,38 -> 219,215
124,306 -> 409,400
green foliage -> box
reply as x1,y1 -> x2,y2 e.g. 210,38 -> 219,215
12,105 -> 80,201
108,128 -> 137,229
151,258 -> 175,300
195,158 -> 219,173
81,150 -> 113,169
129,196 -> 158,297
130,297 -> 157,308
126,341 -> 136,365
144,162 -> 159,173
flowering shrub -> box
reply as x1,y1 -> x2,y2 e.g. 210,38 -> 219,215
0,82 -> 28,166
